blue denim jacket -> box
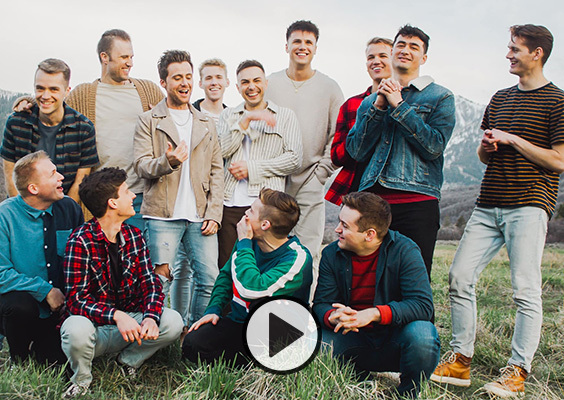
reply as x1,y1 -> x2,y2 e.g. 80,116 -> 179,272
346,76 -> 455,199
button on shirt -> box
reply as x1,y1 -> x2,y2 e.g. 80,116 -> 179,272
0,196 -> 83,317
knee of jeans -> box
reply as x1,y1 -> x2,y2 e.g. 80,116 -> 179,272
401,322 -> 439,354
61,316 -> 96,350
160,308 -> 184,338
2,293 -> 38,318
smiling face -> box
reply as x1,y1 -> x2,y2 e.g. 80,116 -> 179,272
506,36 -> 539,77
101,38 -> 134,84
335,205 -> 369,253
112,181 -> 136,218
285,30 -> 317,67
392,34 -> 427,74
30,158 -> 65,205
161,61 -> 193,110
34,70 -> 69,119
199,65 -> 229,102
236,66 -> 267,110
366,42 -> 392,83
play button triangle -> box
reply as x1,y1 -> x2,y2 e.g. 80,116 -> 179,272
268,312 -> 304,357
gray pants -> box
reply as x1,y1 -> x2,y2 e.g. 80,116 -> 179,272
60,308 -> 183,387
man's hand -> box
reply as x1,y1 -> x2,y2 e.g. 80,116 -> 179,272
113,310 -> 142,345
228,160 -> 249,181
201,220 -> 219,236
45,287 -> 65,312
236,215 -> 253,241
328,303 -> 357,334
481,130 -> 500,152
374,93 -> 389,110
140,317 -> 160,341
13,99 -> 33,113
165,141 -> 188,168
154,263 -> 172,281
329,303 -> 380,334
239,109 -> 276,131
188,313 -> 219,333
377,78 -> 403,108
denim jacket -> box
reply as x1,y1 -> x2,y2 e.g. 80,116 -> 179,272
346,76 -> 455,199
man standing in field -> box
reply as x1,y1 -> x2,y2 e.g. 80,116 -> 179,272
431,24 -> 564,398
266,20 -> 344,270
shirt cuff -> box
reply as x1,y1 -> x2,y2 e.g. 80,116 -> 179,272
323,308 -> 336,329
376,305 -> 392,325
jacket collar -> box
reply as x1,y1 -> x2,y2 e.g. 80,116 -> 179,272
151,98 -> 211,150
25,102 -> 81,131
89,218 -> 128,246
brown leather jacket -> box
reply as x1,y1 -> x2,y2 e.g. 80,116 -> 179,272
133,99 -> 224,224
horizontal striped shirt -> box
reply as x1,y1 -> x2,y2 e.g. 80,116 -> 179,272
218,101 -> 302,200
1,103 -> 98,193
478,83 -> 564,216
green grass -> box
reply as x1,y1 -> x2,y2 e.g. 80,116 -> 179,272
2,242 -> 564,399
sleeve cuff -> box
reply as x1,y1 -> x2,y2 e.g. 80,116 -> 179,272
237,238 -> 253,250
376,305 -> 392,325
205,305 -> 223,317
323,308 -> 336,329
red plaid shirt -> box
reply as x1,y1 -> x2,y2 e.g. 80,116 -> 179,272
64,219 -> 164,325
326,87 -> 372,205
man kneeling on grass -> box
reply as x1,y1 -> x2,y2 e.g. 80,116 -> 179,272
60,168 -> 183,398
313,192 -> 439,399
182,188 -> 312,365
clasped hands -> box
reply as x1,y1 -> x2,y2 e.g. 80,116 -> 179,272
328,303 -> 380,335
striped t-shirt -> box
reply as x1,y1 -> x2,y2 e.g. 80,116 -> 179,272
477,82 -> 564,216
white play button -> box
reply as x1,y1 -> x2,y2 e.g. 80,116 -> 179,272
243,296 -> 321,374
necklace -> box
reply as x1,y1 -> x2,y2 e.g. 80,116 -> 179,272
290,79 -> 307,93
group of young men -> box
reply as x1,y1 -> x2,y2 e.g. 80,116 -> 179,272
0,19 -> 562,399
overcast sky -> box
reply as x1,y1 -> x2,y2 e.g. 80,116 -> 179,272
1,0 -> 562,106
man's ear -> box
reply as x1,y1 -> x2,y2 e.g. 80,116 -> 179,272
100,52 -> 109,65
533,47 -> 544,61
27,183 -> 38,196
108,198 -> 118,210
365,228 -> 379,242
261,219 -> 271,231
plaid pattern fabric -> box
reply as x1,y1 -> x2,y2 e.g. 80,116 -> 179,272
64,219 -> 164,325
325,87 -> 372,205
0,103 -> 98,193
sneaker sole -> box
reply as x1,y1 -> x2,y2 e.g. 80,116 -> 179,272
483,382 -> 524,398
430,373 -> 471,387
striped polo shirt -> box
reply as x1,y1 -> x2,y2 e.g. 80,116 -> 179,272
477,82 -> 564,216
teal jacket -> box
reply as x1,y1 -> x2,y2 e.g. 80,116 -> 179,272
205,236 -> 312,323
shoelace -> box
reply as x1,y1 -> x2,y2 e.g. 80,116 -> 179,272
497,365 -> 521,383
437,350 -> 457,366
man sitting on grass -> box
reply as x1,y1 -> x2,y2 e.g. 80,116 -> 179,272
313,192 -> 439,399
182,188 -> 312,366
60,168 -> 183,398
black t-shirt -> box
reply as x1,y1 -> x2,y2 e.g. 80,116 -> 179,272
37,121 -> 62,161
107,241 -> 123,308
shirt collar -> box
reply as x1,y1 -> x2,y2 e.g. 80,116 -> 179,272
408,75 -> 434,91
233,101 -> 279,114
90,218 -> 127,246
16,195 -> 54,219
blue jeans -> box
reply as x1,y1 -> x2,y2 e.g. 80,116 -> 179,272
322,320 -> 439,398
449,206 -> 547,372
61,308 -> 183,387
125,194 -> 144,232
145,219 -> 219,326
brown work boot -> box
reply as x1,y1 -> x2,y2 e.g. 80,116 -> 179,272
430,350 -> 472,387
483,364 -> 527,398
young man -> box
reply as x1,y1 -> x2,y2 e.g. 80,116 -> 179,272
134,50 -> 224,326
193,58 -> 230,123
326,37 -> 393,205
431,25 -> 564,398
61,168 -> 183,397
266,20 -> 344,268
217,60 -> 302,269
313,192 -> 438,399
1,59 -> 98,204
346,25 -> 456,278
182,188 -> 312,366
0,151 -> 83,364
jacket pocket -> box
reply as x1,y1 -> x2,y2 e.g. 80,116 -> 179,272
413,105 -> 432,122
56,229 -> 72,257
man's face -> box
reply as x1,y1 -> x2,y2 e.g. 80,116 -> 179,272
199,66 -> 229,102
31,158 -> 65,203
285,30 -> 317,67
237,66 -> 267,110
34,70 -> 69,118
101,39 -> 134,84
366,43 -> 392,83
335,206 -> 368,253
392,34 -> 427,74
506,36 -> 538,77
161,61 -> 193,110
112,181 -> 136,218
245,198 -> 265,236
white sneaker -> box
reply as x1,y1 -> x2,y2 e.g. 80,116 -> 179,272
62,383 -> 89,398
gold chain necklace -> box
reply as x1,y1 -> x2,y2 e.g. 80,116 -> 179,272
290,79 -> 307,93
